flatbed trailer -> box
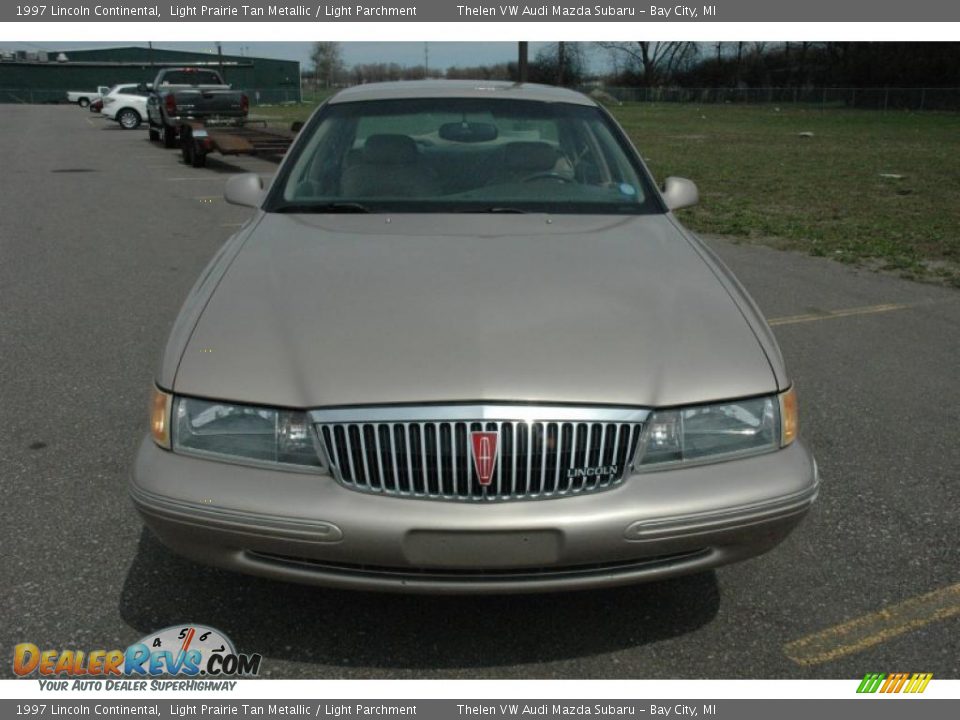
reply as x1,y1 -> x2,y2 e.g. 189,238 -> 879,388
178,119 -> 296,168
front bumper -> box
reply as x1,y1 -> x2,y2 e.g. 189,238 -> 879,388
130,437 -> 819,593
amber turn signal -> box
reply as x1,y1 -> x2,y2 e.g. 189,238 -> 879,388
779,387 -> 798,447
150,387 -> 173,449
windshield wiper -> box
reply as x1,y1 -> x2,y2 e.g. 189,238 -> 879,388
457,206 -> 529,214
274,202 -> 371,214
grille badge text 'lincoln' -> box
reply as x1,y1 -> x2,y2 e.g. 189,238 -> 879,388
567,465 -> 619,480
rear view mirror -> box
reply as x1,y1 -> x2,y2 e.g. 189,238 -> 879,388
224,173 -> 266,208
439,121 -> 498,143
661,176 -> 699,211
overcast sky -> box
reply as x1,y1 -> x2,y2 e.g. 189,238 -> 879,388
0,41 -> 606,72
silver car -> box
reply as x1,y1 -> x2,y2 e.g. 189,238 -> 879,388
132,81 -> 818,593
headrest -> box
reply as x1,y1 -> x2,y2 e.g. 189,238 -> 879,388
363,134 -> 418,165
503,142 -> 559,172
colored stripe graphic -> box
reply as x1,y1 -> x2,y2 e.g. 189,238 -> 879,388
856,673 -> 885,693
857,672 -> 932,693
880,673 -> 907,693
905,673 -> 934,693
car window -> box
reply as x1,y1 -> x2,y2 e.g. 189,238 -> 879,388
160,70 -> 223,86
273,97 -> 659,215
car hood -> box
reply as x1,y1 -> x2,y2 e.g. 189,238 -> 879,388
171,213 -> 777,409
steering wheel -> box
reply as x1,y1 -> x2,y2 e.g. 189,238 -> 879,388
522,171 -> 574,184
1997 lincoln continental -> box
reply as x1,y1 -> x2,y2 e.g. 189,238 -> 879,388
131,81 -> 819,593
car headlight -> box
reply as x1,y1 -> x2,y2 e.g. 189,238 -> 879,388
169,396 -> 324,471
635,389 -> 796,470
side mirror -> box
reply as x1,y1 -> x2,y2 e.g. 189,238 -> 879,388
224,173 -> 266,208
661,176 -> 699,211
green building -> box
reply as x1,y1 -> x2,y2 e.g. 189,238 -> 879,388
0,46 -> 301,105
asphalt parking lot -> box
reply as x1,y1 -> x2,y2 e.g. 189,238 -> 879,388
1,104 -> 958,680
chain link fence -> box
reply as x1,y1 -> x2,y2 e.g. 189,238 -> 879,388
587,86 -> 960,111
6,85 -> 960,111
0,88 -> 70,103
235,87 -> 302,106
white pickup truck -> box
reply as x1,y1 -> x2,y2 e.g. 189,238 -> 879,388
66,86 -> 110,107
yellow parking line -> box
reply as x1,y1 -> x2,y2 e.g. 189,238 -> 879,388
768,303 -> 909,326
784,582 -> 960,666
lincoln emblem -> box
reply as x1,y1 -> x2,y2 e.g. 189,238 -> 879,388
470,431 -> 499,486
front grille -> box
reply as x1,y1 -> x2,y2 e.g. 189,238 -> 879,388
313,406 -> 646,502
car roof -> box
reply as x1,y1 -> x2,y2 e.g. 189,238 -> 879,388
327,80 -> 597,107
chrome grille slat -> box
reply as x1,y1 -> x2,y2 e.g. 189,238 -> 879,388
540,423 -> 549,496
553,422 -> 564,494
579,423 -> 592,494
450,423 -> 458,497
511,422 -> 518,497
595,424 -> 607,492
403,423 -> 414,496
344,425 -> 358,488
373,426 -> 386,492
437,422 -> 446,498
359,425 -> 373,490
315,406 -> 646,503
525,425 -> 534,498
418,422 -> 428,496
388,425 -> 400,494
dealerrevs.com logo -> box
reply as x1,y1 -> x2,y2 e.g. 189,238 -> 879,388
14,625 -> 261,688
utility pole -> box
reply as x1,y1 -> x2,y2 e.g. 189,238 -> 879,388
518,42 -> 528,82
216,42 -> 225,80
424,42 -> 429,78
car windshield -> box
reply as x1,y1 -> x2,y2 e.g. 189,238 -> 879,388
160,70 -> 222,85
269,97 -> 661,214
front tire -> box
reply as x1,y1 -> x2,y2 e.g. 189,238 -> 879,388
77,97 -> 90,108
118,108 -> 141,130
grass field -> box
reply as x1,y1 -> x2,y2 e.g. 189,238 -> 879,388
252,100 -> 960,285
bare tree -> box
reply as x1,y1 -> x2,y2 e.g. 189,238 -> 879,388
311,41 -> 344,90
531,42 -> 587,86
597,42 -> 699,85
736,42 -> 744,84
